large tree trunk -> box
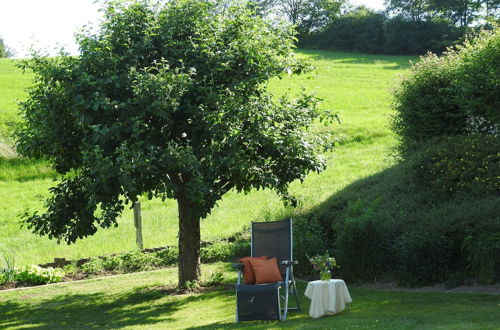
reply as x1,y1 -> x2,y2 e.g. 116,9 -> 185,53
177,193 -> 201,287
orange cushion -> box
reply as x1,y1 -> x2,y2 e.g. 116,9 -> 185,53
239,256 -> 267,284
249,257 -> 283,284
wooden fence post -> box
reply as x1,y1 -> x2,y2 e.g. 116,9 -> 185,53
133,201 -> 144,250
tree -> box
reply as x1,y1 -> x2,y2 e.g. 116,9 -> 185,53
276,0 -> 346,35
0,37 -> 14,58
17,0 -> 333,287
430,0 -> 483,26
385,0 -> 432,22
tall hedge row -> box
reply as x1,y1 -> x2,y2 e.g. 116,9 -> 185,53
392,28 -> 499,155
292,28 -> 500,287
299,12 -> 467,55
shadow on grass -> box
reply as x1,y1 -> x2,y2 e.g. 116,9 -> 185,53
0,157 -> 55,182
0,286 -> 232,329
296,48 -> 416,70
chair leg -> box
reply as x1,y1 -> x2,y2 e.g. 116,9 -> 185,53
282,267 -> 290,321
235,286 -> 239,323
292,273 -> 301,311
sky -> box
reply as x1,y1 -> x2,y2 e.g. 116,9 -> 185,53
0,0 -> 385,58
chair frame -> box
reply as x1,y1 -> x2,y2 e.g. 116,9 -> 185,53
234,219 -> 301,322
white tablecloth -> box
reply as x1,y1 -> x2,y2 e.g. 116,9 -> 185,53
304,279 -> 352,319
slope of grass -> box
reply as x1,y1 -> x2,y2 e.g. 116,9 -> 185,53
0,59 -> 32,157
0,263 -> 498,329
0,50 -> 416,266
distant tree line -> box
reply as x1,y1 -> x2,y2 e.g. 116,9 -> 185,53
0,37 -> 14,58
252,0 -> 499,55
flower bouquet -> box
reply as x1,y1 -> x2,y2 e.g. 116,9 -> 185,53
308,251 -> 338,281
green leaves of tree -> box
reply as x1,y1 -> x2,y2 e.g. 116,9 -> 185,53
17,0 -> 333,244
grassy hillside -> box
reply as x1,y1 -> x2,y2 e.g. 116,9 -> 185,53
0,51 -> 416,266
0,59 -> 32,157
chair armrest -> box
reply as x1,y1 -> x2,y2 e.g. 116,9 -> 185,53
281,260 -> 298,266
232,263 -> 244,269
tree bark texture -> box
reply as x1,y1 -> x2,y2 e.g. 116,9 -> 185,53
177,193 -> 201,287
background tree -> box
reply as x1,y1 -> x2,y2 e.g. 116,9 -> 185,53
17,0 -> 333,287
384,0 -> 432,21
276,0 -> 346,35
430,0 -> 483,26
0,37 -> 15,58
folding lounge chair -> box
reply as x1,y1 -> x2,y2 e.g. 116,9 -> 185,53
233,219 -> 301,322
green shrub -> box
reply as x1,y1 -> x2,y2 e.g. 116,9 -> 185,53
300,146 -> 499,285
232,240 -> 250,258
154,247 -> 178,266
204,270 -> 225,286
384,18 -> 465,55
16,265 -> 65,285
464,222 -> 500,285
300,9 -> 386,53
62,261 -> 78,275
293,215 -> 328,275
201,242 -> 235,263
102,256 -> 123,271
333,198 -> 395,281
1,252 -> 17,283
396,229 -> 452,286
415,135 -> 500,197
81,257 -> 104,274
458,29 -> 500,126
391,51 -> 465,155
391,28 -> 499,155
119,251 -> 160,273
0,272 -> 7,285
299,9 -> 466,55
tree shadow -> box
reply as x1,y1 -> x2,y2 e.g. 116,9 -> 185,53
0,285 -> 232,329
296,49 -> 417,70
0,156 -> 55,182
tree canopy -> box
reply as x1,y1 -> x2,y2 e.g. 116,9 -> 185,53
0,37 -> 14,58
17,0 -> 333,286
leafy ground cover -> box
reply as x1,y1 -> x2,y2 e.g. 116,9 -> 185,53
0,263 -> 498,329
0,50 -> 416,266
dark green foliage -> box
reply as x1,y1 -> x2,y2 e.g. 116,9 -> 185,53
203,270 -> 225,286
293,215 -> 328,275
200,243 -> 235,263
333,198 -> 395,281
154,247 -> 178,266
458,29 -> 500,125
119,251 -> 159,272
396,229 -> 452,286
200,240 -> 250,262
294,141 -> 500,285
384,17 -> 466,55
300,8 -> 386,53
391,29 -> 499,155
415,135 -> 500,196
465,233 -> 500,285
299,9 -> 466,55
102,256 -> 122,271
81,257 -> 104,274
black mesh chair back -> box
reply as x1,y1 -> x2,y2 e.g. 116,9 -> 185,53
235,218 -> 300,322
251,219 -> 292,275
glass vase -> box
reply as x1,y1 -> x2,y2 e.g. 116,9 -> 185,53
320,270 -> 331,281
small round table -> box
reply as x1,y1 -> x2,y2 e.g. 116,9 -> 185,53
304,279 -> 352,319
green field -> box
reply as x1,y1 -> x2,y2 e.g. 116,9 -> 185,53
1,263 -> 498,329
0,50 -> 416,266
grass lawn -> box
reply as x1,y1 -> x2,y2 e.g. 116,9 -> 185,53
0,263 -> 498,329
0,50 -> 417,266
